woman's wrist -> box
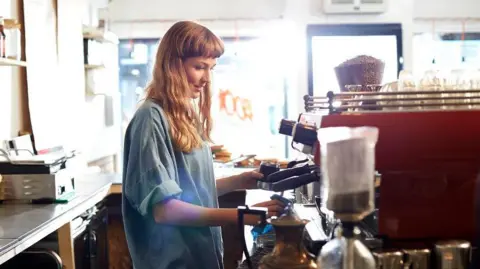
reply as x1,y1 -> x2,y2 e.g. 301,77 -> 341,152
216,175 -> 243,196
229,174 -> 246,190
216,170 -> 262,195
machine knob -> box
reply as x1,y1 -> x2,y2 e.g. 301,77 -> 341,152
278,119 -> 296,136
293,123 -> 317,147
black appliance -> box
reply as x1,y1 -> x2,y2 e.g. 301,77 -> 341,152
74,202 -> 109,269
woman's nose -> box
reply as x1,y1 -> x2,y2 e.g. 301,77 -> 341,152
202,71 -> 211,83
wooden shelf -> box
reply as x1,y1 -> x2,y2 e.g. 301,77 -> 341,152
83,27 -> 119,44
0,58 -> 27,67
85,64 -> 105,70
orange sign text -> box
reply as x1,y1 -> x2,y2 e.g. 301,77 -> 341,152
218,89 -> 253,121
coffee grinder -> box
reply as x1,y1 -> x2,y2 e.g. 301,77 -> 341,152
316,126 -> 379,269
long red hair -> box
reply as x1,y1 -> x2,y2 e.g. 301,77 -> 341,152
145,21 -> 224,152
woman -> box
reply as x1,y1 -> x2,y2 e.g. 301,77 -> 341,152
122,21 -> 285,269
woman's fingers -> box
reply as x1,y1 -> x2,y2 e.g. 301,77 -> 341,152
242,200 -> 290,225
266,205 -> 285,217
249,171 -> 264,179
252,199 -> 288,217
253,199 -> 286,208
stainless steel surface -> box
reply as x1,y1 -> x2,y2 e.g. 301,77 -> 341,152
403,249 -> 431,269
317,227 -> 376,269
0,173 -> 117,266
294,181 -> 320,204
372,250 -> 403,269
434,240 -> 471,269
0,239 -> 20,265
293,204 -> 329,242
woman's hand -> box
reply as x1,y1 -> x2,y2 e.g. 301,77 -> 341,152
236,169 -> 264,190
216,169 -> 263,196
243,199 -> 288,225
252,199 -> 287,218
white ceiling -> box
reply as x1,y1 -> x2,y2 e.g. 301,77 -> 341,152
413,0 -> 480,19
106,0 -> 287,22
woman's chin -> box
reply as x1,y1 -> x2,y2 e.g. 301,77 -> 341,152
191,91 -> 201,99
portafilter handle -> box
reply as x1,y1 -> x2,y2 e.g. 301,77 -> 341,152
260,164 -> 313,183
287,158 -> 309,168
271,172 -> 320,192
259,162 -> 280,178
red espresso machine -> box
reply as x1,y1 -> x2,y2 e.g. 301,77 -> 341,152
316,109 -> 480,240
289,88 -> 480,267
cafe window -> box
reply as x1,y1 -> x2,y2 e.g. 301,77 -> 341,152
118,38 -> 159,128
412,32 -> 480,77
118,37 -> 289,159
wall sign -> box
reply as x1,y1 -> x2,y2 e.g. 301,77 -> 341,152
218,89 -> 253,121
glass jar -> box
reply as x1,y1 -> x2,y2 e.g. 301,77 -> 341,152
472,69 -> 480,108
398,70 -> 417,110
419,69 -> 445,110
344,85 -> 362,112
4,19 -> 21,60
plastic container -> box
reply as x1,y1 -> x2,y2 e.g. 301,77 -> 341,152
318,126 -> 379,222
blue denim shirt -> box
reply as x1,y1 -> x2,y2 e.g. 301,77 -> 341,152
122,100 -> 223,269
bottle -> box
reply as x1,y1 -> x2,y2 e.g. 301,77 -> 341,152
0,17 -> 6,58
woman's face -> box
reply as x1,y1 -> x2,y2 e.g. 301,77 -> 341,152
183,56 -> 217,99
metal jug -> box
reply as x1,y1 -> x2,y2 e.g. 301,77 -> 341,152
258,205 -> 317,269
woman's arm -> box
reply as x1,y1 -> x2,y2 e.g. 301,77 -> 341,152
154,199 -> 237,226
216,175 -> 241,196
153,198 -> 285,226
216,171 -> 264,196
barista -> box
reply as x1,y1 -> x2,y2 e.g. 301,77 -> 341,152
121,21 -> 286,269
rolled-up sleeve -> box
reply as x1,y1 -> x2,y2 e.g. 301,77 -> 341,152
123,107 -> 182,217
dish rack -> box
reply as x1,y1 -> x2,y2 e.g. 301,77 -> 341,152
304,89 -> 480,114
